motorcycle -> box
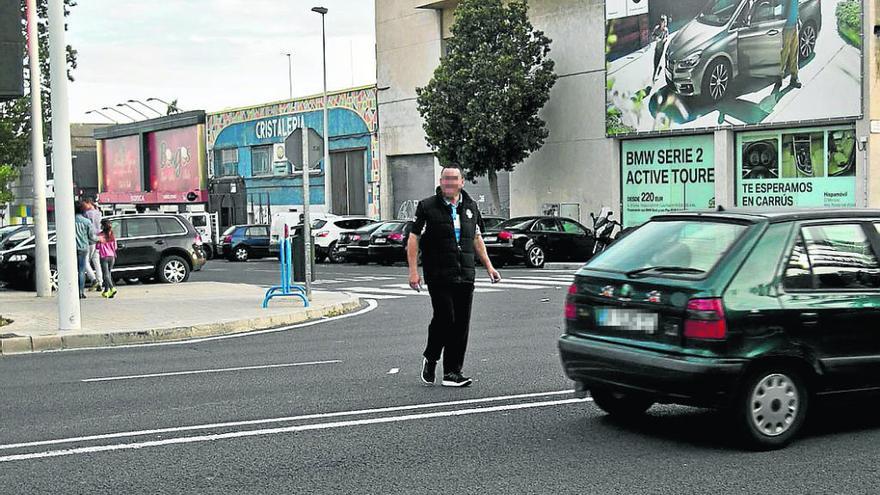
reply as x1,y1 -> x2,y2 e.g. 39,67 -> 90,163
589,207 -> 623,257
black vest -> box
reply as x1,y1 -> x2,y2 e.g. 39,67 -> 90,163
417,190 -> 480,285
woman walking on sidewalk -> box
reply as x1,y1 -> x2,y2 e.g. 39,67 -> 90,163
97,219 -> 118,298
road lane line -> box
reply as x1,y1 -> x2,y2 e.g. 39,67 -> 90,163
81,360 -> 342,383
27,299 -> 379,354
342,292 -> 404,300
343,287 -> 430,296
0,398 -> 590,463
0,390 -> 578,452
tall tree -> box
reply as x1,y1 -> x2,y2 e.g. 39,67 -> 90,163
0,0 -> 78,207
416,0 -> 556,214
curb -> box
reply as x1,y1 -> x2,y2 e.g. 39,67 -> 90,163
543,263 -> 583,271
0,298 -> 363,356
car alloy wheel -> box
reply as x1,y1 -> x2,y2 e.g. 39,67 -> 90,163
162,258 -> 188,284
49,266 -> 58,291
749,373 -> 800,438
527,245 -> 545,268
328,242 -> 342,264
234,247 -> 249,262
707,60 -> 729,101
799,24 -> 817,60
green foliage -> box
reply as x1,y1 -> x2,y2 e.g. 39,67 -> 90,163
836,0 -> 862,48
416,0 -> 556,211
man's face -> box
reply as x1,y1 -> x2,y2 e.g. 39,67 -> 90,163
440,167 -> 464,200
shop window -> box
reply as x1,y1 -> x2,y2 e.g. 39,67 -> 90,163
214,149 -> 239,177
251,146 -> 272,177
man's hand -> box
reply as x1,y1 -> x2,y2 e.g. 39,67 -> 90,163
409,271 -> 423,292
487,267 -> 502,284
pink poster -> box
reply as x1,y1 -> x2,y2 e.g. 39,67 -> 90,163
147,126 -> 204,199
101,135 -> 142,193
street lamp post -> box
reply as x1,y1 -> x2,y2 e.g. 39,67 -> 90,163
128,99 -> 164,117
85,109 -> 118,123
102,106 -> 135,122
311,6 -> 332,214
117,103 -> 149,120
284,52 -> 293,99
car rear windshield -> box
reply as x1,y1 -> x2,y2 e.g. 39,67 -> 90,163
585,220 -> 749,277
496,218 -> 534,230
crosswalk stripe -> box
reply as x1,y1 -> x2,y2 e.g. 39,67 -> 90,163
342,292 -> 404,300
342,287 -> 430,296
381,283 -> 503,294
510,276 -> 574,283
473,282 -> 544,290
478,278 -> 570,286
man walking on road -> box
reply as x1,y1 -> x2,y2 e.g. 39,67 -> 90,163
407,165 -> 502,387
82,198 -> 103,291
778,0 -> 802,89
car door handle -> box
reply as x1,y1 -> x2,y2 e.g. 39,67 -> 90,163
155,240 -> 165,245
767,29 -> 780,36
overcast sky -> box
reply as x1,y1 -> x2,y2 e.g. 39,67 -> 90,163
66,0 -> 376,123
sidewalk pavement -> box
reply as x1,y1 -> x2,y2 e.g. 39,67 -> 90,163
0,282 -> 362,355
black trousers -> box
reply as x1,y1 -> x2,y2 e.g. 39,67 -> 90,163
424,282 -> 475,375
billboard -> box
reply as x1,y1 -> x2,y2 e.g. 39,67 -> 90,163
99,135 -> 143,202
736,125 -> 856,208
606,0 -> 863,136
147,125 -> 207,202
621,134 -> 716,227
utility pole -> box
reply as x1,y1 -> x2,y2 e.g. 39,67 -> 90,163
312,6 -> 332,214
25,0 -> 51,297
301,131 -> 312,299
48,0 -> 81,329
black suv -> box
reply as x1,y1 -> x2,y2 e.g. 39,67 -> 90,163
559,209 -> 880,450
0,214 -> 206,289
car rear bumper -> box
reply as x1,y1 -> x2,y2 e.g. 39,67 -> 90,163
368,245 -> 406,260
485,244 -> 520,260
558,334 -> 746,408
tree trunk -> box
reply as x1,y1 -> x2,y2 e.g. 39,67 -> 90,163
488,168 -> 502,216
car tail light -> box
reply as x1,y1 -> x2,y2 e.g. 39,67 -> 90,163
223,235 -> 232,244
498,231 -> 513,242
352,234 -> 361,241
684,298 -> 727,340
388,233 -> 404,242
194,234 -> 203,245
316,231 -> 329,238
564,283 -> 578,320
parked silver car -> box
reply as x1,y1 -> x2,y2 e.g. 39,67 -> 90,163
665,0 -> 821,101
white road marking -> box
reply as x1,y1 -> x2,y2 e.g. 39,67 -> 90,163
381,284 -> 502,294
342,292 -> 404,300
81,360 -> 342,383
343,287 -> 430,296
0,390 -> 578,452
20,299 -> 379,354
0,397 -> 590,463
473,282 -> 544,290
387,368 -> 400,374
476,278 -> 570,286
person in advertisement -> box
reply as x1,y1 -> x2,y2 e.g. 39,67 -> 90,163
406,165 -> 502,388
778,0 -> 801,90
651,15 -> 670,82
82,198 -> 104,291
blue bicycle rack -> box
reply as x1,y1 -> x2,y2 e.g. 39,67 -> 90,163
262,237 -> 309,308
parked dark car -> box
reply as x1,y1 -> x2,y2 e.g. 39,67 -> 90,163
559,209 -> 880,450
482,216 -> 594,268
368,220 -> 412,266
482,215 -> 507,230
221,224 -> 270,262
0,214 -> 206,290
338,221 -> 390,264
0,225 -> 36,252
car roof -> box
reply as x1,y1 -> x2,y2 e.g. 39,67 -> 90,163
652,208 -> 880,224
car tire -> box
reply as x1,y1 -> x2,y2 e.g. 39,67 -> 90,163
799,22 -> 817,61
203,244 -> 214,260
702,58 -> 731,102
591,389 -> 654,419
525,245 -> 546,268
733,367 -> 809,451
157,255 -> 191,284
232,246 -> 249,262
327,242 -> 343,264
123,277 -> 141,285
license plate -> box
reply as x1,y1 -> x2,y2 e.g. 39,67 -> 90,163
483,236 -> 497,243
596,308 -> 658,334
374,238 -> 387,244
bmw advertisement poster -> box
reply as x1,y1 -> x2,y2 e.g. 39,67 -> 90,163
736,125 -> 857,208
605,0 -> 863,136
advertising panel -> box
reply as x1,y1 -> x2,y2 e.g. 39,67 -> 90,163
99,135 -> 144,203
146,125 -> 207,203
621,134 -> 716,227
736,125 -> 857,208
606,0 -> 863,136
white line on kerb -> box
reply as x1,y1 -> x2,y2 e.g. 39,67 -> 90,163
0,397 -> 589,463
0,390 -> 579,452
81,360 -> 342,383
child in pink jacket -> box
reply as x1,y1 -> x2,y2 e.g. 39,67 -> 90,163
97,219 -> 118,298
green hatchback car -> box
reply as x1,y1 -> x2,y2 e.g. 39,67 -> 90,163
559,209 -> 880,449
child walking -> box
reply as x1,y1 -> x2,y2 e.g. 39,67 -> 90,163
97,219 -> 118,298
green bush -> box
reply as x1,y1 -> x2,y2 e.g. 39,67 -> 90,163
836,0 -> 862,48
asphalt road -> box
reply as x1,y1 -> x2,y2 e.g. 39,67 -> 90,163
1,260 -> 879,493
